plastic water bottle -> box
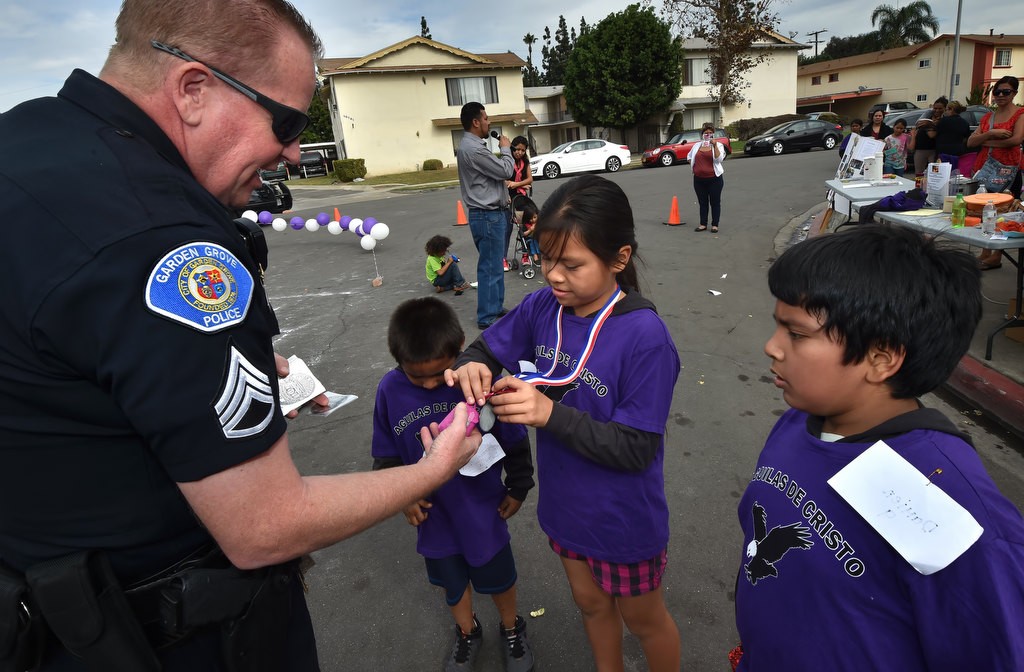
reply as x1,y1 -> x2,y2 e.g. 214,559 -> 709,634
982,200 -> 997,235
977,184 -> 987,195
450,252 -> 460,263
951,193 -> 967,228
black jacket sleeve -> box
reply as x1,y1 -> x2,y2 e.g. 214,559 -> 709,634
543,403 -> 660,472
501,434 -> 535,501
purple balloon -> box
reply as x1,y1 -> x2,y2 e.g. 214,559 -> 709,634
316,212 -> 330,225
290,216 -> 305,230
258,211 -> 273,224
339,215 -> 353,231
363,217 -> 377,228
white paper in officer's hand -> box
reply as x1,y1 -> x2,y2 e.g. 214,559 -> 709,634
279,355 -> 326,415
459,434 -> 505,477
307,391 -> 358,417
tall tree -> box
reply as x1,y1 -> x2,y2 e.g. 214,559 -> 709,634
870,1 -> 939,49
800,31 -> 883,64
301,92 -> 333,144
542,16 -> 574,85
522,33 -> 542,87
420,16 -> 431,39
659,0 -> 780,120
564,4 -> 683,143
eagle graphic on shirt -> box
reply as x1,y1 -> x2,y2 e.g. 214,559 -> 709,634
744,502 -> 813,585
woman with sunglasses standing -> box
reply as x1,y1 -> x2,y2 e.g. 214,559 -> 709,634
968,76 -> 1024,270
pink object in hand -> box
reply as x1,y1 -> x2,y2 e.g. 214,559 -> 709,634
437,404 -> 481,436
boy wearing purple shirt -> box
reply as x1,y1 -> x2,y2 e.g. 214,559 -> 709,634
372,298 -> 535,672
733,224 -> 1024,671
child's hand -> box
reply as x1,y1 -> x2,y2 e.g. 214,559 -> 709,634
446,363 -> 493,407
489,376 -> 553,428
404,499 -> 432,526
497,495 -> 522,520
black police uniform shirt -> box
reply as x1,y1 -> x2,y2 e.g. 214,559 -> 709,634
0,70 -> 288,584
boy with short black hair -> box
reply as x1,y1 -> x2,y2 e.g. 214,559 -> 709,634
733,224 -> 1024,671
372,298 -> 536,672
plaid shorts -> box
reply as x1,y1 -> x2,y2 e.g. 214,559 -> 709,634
549,537 -> 667,597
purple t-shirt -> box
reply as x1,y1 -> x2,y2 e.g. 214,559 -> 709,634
482,288 -> 680,563
372,369 -> 527,566
736,409 -> 1024,671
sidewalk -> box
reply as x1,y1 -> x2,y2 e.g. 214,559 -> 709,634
790,204 -> 1024,440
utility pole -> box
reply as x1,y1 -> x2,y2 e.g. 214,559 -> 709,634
806,29 -> 828,58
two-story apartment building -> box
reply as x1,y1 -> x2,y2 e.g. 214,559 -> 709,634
522,85 -> 585,154
319,36 -> 536,175
668,32 -> 805,134
797,32 -> 1024,119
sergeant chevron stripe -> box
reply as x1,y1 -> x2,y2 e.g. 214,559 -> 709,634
215,346 -> 276,439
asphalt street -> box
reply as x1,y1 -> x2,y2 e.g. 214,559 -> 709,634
264,149 -> 1024,671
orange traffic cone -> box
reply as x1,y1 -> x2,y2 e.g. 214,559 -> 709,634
663,196 -> 683,226
333,207 -> 341,222
454,200 -> 469,226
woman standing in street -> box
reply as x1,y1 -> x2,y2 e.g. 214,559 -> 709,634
504,136 -> 534,271
909,96 -> 947,176
688,123 -> 726,233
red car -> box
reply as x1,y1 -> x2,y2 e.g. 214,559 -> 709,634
641,128 -> 732,167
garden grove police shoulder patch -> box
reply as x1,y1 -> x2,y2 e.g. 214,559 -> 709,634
145,242 -> 253,332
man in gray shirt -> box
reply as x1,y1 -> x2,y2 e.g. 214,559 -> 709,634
457,102 -> 514,329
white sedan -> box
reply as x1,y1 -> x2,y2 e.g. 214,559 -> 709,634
529,139 -> 632,180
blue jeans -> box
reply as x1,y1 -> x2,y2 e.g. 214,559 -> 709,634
432,261 -> 467,291
469,208 -> 506,325
693,175 -> 724,227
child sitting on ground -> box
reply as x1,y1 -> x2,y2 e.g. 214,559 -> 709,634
425,235 -> 472,295
519,199 -> 540,265
372,297 -> 536,672
732,224 -> 1024,671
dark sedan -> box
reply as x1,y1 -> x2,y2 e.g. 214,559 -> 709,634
743,119 -> 843,156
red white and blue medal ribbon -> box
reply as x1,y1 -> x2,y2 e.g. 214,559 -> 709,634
516,286 -> 624,387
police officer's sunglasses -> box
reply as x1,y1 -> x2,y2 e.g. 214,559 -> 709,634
151,40 -> 310,144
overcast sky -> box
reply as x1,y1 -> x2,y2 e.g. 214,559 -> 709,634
2,0 -> 1022,112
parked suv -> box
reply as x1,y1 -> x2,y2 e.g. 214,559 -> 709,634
259,161 -> 289,182
290,151 -> 328,178
867,101 -> 919,117
641,128 -> 732,167
884,105 -> 991,133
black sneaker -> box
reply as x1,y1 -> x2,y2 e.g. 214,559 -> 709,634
445,616 -> 482,671
500,616 -> 534,672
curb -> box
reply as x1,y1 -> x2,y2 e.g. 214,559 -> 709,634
945,355 -> 1024,440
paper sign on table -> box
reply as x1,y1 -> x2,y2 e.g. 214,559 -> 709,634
459,433 -> 505,477
279,355 -> 327,415
827,440 -> 983,575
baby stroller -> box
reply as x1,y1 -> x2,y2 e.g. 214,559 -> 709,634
507,194 -> 538,280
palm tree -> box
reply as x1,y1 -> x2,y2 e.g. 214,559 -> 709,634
522,33 -> 541,87
871,1 -> 940,49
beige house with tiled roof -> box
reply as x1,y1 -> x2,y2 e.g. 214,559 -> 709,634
319,36 -> 536,175
797,32 -> 1024,119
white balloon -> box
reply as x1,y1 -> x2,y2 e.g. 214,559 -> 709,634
370,222 -> 390,240
271,218 -> 287,232
305,219 -> 320,232
349,218 -> 364,236
359,235 -> 377,251
327,221 -> 342,235
241,209 -> 258,222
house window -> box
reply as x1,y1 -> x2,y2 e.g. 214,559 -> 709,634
811,76 -> 822,85
683,57 -> 711,86
828,73 -> 839,83
916,94 -> 928,102
918,58 -> 931,68
445,76 -> 498,106
995,48 -> 1011,68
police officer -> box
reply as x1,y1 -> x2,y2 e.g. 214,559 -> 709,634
0,1 -> 478,670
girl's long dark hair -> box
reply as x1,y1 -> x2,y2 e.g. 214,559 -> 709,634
536,175 -> 641,292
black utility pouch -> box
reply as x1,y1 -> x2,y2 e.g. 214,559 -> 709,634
26,552 -> 160,672
219,564 -> 294,672
0,562 -> 42,672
